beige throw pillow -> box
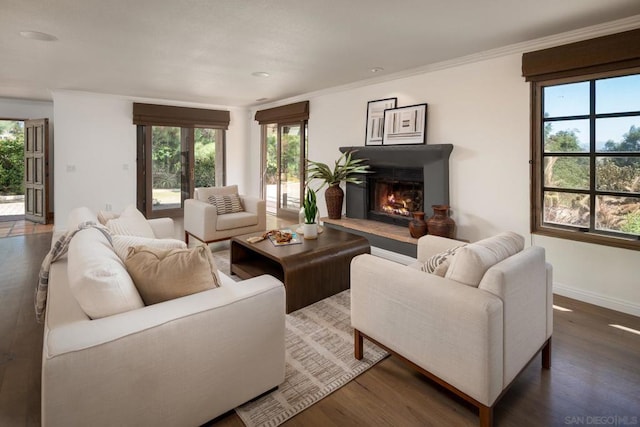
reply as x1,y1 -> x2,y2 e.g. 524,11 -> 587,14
125,245 -> 222,305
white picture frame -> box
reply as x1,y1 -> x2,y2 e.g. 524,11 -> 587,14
365,97 -> 397,145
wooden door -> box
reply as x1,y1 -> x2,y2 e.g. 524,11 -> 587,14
24,119 -> 49,224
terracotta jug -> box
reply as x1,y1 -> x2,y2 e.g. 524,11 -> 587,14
408,211 -> 428,238
427,205 -> 455,238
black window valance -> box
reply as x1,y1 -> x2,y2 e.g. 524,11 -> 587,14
522,28 -> 640,82
254,101 -> 309,125
133,103 -> 230,129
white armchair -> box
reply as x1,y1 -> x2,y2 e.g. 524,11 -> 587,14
184,185 -> 266,244
351,233 -> 553,427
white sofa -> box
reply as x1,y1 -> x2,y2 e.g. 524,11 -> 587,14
42,207 -> 286,427
184,185 -> 266,244
351,233 -> 553,427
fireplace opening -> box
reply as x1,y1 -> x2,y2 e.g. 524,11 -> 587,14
373,180 -> 423,218
366,166 -> 424,226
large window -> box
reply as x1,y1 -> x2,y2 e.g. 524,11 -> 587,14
525,30 -> 640,250
134,103 -> 228,218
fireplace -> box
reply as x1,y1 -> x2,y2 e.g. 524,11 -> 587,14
340,144 -> 453,227
368,167 -> 424,226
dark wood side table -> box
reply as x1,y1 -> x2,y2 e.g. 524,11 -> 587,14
230,227 -> 370,313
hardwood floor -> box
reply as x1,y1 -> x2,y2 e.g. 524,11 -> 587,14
1,231 -> 639,426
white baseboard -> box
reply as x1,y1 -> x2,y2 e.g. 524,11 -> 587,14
553,283 -> 640,317
371,246 -> 416,265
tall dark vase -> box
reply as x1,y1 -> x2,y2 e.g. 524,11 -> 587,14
427,205 -> 456,238
325,184 -> 344,219
408,211 -> 428,238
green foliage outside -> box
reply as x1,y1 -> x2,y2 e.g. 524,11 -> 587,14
264,127 -> 302,185
0,121 -> 25,195
151,126 -> 216,190
544,122 -> 640,235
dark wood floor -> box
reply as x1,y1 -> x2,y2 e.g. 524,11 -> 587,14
2,232 -> 639,426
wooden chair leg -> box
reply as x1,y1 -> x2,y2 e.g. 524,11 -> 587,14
354,329 -> 364,360
479,404 -> 493,427
542,337 -> 552,369
185,231 -> 189,245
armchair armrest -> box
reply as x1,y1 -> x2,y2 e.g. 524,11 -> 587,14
417,234 -> 466,262
240,195 -> 266,230
147,217 -> 175,239
351,254 -> 504,406
184,198 -> 219,240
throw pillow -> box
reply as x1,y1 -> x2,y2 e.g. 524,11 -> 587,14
111,235 -> 186,262
106,204 -> 155,238
424,245 -> 466,277
97,210 -> 119,225
124,245 -> 222,305
207,193 -> 244,215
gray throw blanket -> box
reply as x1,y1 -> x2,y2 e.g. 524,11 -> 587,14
35,221 -> 112,323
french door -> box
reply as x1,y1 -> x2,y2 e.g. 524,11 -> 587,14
24,119 -> 49,223
262,122 -> 307,219
138,125 -> 224,218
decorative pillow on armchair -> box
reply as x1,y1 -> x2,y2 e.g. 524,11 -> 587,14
124,245 -> 222,305
207,193 -> 244,215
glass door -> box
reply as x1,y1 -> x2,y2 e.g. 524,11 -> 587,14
262,122 -> 307,219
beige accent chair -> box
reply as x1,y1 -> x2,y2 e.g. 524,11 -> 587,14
351,232 -> 553,427
184,185 -> 266,244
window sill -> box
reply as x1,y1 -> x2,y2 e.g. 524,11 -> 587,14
533,226 -> 640,251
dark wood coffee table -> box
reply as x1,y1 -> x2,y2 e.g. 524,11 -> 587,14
230,227 -> 370,313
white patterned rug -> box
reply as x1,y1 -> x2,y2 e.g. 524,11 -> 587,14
210,249 -> 389,427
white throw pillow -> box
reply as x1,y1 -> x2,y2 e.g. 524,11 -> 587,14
106,205 -> 155,238
67,228 -> 144,319
111,235 -> 187,262
445,231 -> 525,287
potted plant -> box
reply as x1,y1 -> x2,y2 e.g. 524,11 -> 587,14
302,187 -> 318,239
307,150 -> 370,219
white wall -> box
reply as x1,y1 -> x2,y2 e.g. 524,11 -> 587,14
0,97 -> 55,217
249,54 -> 640,316
52,90 -> 250,226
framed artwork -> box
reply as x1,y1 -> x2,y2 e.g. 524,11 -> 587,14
382,103 -> 427,145
365,97 -> 397,145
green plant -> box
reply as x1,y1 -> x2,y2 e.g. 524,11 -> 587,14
303,188 -> 317,224
307,150 -> 370,189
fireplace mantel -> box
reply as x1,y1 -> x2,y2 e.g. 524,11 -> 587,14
339,144 -> 453,225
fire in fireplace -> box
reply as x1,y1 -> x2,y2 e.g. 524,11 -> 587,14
373,180 -> 423,218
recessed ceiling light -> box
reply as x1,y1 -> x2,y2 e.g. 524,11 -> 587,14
251,71 -> 270,78
19,31 -> 58,41
370,67 -> 384,73
256,97 -> 269,102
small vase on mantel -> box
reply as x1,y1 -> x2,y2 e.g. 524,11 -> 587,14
408,211 -> 428,238
427,204 -> 456,239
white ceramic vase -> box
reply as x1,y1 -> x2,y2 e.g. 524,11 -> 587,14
302,223 -> 318,239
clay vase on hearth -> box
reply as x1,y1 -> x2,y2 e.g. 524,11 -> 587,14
427,205 -> 456,239
325,184 -> 344,219
408,211 -> 428,238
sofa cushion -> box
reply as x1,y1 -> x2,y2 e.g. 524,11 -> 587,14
67,228 -> 144,319
112,235 -> 186,262
445,231 -> 525,287
106,205 -> 155,238
208,193 -> 244,215
124,245 -> 222,305
216,211 -> 259,231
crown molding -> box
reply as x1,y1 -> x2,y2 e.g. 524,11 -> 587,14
255,14 -> 640,111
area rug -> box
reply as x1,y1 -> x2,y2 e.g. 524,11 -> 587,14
211,248 -> 388,426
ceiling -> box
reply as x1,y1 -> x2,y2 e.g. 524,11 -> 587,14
2,0 -> 640,108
